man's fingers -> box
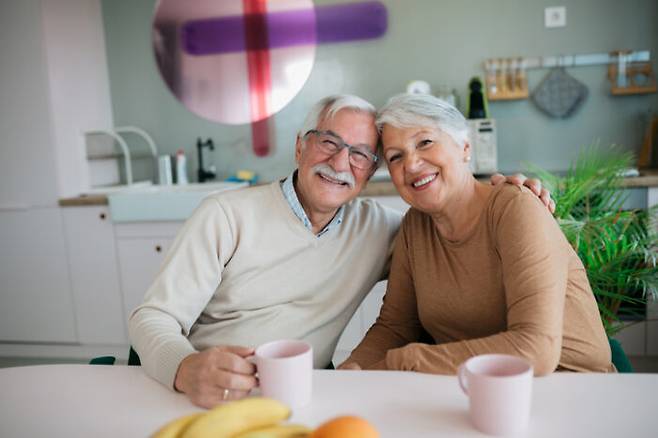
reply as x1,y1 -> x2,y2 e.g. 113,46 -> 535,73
215,371 -> 258,392
195,387 -> 251,408
220,388 -> 250,402
220,345 -> 255,358
549,198 -> 556,214
214,350 -> 257,375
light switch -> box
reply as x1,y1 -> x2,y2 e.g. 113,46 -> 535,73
544,6 -> 567,28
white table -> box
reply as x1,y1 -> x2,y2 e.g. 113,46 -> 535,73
1,365 -> 656,437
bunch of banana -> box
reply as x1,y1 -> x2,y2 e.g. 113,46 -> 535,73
151,397 -> 312,438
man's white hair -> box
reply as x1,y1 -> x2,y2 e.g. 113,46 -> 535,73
298,94 -> 376,138
376,93 -> 470,148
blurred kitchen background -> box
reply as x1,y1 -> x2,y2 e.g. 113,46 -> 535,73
100,0 -> 658,182
1,0 -> 657,369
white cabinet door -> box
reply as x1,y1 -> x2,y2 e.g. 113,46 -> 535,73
0,208 -> 76,342
116,238 -> 174,324
62,206 -> 126,344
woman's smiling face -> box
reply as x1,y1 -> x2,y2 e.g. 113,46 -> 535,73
382,123 -> 471,215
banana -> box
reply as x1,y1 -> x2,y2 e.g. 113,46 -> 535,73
181,397 -> 291,438
233,424 -> 312,438
151,412 -> 204,438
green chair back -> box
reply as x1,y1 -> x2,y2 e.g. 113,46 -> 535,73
89,347 -> 141,366
609,337 -> 634,373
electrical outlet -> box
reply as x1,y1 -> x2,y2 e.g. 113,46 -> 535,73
544,6 -> 567,28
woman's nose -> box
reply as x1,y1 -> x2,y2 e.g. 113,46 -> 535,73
403,151 -> 423,172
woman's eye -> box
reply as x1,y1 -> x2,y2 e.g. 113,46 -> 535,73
386,154 -> 401,163
418,139 -> 433,149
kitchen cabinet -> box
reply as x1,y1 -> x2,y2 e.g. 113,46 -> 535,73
0,0 -> 114,354
0,209 -> 76,343
115,223 -> 183,325
62,206 -> 126,344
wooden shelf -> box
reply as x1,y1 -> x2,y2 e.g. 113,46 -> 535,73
487,89 -> 529,101
608,60 -> 656,96
610,84 -> 657,96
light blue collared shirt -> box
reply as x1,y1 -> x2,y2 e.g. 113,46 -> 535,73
280,170 -> 344,237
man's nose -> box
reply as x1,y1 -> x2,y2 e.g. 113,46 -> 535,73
327,146 -> 351,172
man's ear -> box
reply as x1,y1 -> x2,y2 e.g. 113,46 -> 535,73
294,135 -> 302,164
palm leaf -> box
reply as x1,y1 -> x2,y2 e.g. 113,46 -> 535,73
525,145 -> 658,336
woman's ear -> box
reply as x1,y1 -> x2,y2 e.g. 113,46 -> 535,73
463,142 -> 472,162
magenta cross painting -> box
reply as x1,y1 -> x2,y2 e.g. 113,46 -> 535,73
153,0 -> 388,156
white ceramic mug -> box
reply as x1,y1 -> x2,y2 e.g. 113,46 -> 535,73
254,339 -> 313,409
458,354 -> 533,436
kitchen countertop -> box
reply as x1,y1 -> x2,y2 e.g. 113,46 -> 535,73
59,170 -> 658,207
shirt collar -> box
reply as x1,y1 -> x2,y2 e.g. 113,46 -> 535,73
280,169 -> 344,237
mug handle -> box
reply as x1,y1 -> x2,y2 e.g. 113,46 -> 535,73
458,363 -> 469,395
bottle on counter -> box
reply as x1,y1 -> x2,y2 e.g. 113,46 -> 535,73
175,149 -> 189,185
157,155 -> 173,185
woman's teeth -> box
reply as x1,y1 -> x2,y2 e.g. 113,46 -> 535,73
412,174 -> 437,188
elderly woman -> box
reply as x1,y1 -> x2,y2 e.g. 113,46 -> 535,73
341,94 -> 613,375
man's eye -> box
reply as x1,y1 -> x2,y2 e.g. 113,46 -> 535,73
322,139 -> 339,147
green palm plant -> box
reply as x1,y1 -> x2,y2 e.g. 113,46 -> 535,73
527,145 -> 658,335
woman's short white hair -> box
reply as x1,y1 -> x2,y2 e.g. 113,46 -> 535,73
298,94 -> 376,137
376,93 -> 470,147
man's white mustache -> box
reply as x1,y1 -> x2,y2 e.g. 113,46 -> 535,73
312,163 -> 355,188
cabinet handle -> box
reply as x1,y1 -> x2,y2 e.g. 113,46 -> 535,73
155,245 -> 162,253
99,213 -> 107,220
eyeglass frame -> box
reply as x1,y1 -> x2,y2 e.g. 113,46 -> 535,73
303,129 -> 380,170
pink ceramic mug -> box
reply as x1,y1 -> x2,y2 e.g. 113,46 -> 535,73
254,340 -> 313,409
458,354 -> 533,436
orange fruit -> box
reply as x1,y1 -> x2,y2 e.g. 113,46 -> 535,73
310,415 -> 379,438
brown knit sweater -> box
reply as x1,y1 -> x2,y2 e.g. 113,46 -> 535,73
346,184 -> 613,375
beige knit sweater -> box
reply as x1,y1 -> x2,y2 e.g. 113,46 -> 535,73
346,184 -> 613,375
129,182 -> 401,389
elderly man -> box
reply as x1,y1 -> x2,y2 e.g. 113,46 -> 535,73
129,95 -> 552,408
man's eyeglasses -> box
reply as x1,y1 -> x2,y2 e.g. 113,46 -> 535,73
304,130 -> 379,170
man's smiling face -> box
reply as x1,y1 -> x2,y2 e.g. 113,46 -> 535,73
294,108 -> 378,216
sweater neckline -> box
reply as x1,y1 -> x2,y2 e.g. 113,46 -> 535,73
268,181 -> 338,245
434,183 -> 503,247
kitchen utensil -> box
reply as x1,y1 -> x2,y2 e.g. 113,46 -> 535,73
532,67 -> 588,118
